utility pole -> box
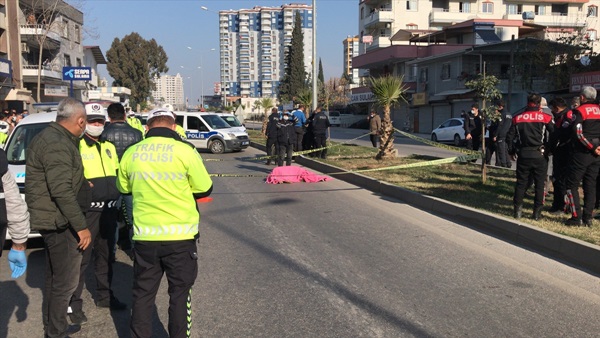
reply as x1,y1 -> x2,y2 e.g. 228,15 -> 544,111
312,0 -> 317,112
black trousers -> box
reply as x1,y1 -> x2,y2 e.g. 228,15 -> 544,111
294,127 -> 304,152
131,240 -> 198,338
496,139 -> 510,167
465,135 -> 481,151
278,143 -> 293,166
41,227 -> 83,338
314,133 -> 327,158
551,147 -> 570,211
485,140 -> 496,165
514,154 -> 548,210
266,137 -> 278,163
369,134 -> 379,148
566,152 -> 600,221
70,208 -> 118,312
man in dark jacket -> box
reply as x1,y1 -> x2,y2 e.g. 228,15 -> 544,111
100,102 -> 143,252
548,97 -> 572,214
464,103 -> 482,151
276,111 -> 297,166
25,97 -> 92,338
312,107 -> 331,159
264,107 -> 280,165
495,100 -> 512,168
100,102 -> 143,160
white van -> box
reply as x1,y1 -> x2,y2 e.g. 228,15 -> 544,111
326,111 -> 341,127
173,111 -> 249,154
215,112 -> 246,133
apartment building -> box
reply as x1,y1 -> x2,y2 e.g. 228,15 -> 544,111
359,0 -> 600,51
343,35 -> 361,89
218,3 -> 313,99
151,73 -> 185,111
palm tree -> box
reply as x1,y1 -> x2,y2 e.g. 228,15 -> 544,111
369,75 -> 408,160
295,87 -> 312,117
260,97 -> 275,135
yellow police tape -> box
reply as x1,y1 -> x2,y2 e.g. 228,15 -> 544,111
208,153 -> 481,178
392,127 -> 481,156
203,131 -> 372,162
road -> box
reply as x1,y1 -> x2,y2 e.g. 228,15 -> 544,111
1,147 -> 598,337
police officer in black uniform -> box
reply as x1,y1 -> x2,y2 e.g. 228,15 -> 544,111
506,93 -> 554,220
495,100 -> 512,168
564,86 -> 600,226
312,106 -> 331,159
264,107 -> 280,165
548,97 -> 572,214
464,103 -> 482,151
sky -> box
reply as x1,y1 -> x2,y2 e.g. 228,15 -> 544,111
82,0 -> 358,104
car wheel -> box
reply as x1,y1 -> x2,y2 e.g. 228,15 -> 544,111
209,139 -> 225,154
453,134 -> 461,147
432,133 -> 438,142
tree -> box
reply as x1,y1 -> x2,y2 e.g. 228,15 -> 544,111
106,32 -> 168,111
369,75 -> 408,160
260,97 -> 275,135
465,72 -> 502,183
278,12 -> 307,103
295,88 -> 313,117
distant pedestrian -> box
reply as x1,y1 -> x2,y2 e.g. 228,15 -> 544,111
506,93 -> 554,220
276,111 -> 297,166
368,110 -> 381,148
312,106 -> 331,159
117,108 -> 213,338
25,97 -> 92,338
565,86 -> 600,226
264,107 -> 280,165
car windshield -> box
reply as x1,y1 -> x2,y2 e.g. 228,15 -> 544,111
220,115 -> 242,127
5,122 -> 50,165
202,115 -> 231,129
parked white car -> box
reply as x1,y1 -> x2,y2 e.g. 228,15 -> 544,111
431,118 -> 465,146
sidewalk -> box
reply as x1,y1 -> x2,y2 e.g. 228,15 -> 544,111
251,141 -> 600,275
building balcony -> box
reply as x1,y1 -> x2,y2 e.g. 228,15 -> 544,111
220,22 -> 228,28
429,9 -> 473,25
365,35 -> 393,51
533,13 -> 587,27
363,9 -> 394,29
22,64 -> 64,84
20,24 -> 61,50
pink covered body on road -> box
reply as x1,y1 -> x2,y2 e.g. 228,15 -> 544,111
266,166 -> 332,184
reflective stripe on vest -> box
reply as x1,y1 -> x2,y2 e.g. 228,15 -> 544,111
133,223 -> 198,240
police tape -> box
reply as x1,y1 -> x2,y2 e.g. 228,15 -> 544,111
393,128 -> 481,156
203,132 -> 373,162
207,153 -> 481,178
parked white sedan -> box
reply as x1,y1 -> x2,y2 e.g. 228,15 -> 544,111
431,118 -> 465,146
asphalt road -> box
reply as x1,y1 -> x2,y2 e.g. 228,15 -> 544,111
1,147 -> 598,337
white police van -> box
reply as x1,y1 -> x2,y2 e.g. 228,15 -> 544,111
174,111 -> 249,154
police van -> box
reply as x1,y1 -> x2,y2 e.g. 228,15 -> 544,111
173,111 -> 249,154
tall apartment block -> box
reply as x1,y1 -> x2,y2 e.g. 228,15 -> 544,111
151,73 -> 185,111
218,4 -> 313,99
342,36 -> 361,89
358,0 -> 600,52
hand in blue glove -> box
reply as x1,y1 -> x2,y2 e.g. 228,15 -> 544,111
8,248 -> 27,279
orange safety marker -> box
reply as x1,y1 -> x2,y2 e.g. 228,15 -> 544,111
196,197 -> 213,203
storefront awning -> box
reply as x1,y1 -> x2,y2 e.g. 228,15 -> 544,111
434,89 -> 474,96
4,88 -> 33,102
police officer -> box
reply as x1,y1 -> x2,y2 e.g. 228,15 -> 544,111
117,108 -> 213,338
70,103 -> 125,326
312,106 -> 331,159
506,93 -> 554,220
548,97 -> 572,214
264,107 -> 280,165
495,100 -> 512,168
276,110 -> 297,166
565,86 -> 600,226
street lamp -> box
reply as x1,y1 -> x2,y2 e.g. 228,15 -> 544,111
200,5 -> 226,108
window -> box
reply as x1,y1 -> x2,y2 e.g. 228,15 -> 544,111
587,29 -> 597,41
535,5 -> 546,15
459,2 -> 471,13
361,7 -> 364,19
76,58 -> 82,67
64,54 -> 71,67
507,4 -> 522,15
406,24 -> 418,30
482,2 -> 493,13
419,67 -> 428,82
441,63 -> 451,80
406,0 -> 417,11
589,5 -> 598,17
62,19 -> 69,38
188,116 -> 208,131
74,25 -> 80,43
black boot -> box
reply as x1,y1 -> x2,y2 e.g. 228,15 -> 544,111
532,206 -> 543,220
513,205 -> 522,219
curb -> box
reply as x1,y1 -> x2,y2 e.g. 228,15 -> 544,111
251,142 -> 600,275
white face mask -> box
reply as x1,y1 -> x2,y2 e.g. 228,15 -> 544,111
283,115 -> 289,120
85,124 -> 104,137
